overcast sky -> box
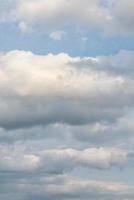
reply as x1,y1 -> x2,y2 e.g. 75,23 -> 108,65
0,0 -> 134,199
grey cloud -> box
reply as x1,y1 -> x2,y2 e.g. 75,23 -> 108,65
71,110 -> 134,144
0,124 -> 66,143
0,146 -> 130,173
1,107 -> 134,146
0,174 -> 133,200
109,0 -> 134,35
76,50 -> 134,77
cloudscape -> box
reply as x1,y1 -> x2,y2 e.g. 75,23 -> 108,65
0,0 -> 134,199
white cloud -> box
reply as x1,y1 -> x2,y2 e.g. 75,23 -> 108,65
1,0 -> 134,35
0,49 -> 134,199
15,0 -> 108,28
0,0 -> 109,34
40,147 -> 128,171
0,50 -> 134,129
0,1 -> 134,200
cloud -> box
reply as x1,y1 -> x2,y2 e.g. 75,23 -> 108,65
15,0 -> 108,29
1,0 -> 134,36
0,50 -> 134,129
26,175 -> 133,200
70,110 -> 134,144
108,0 -> 134,35
40,147 -> 128,172
49,31 -> 66,40
18,21 -> 28,32
0,145 -> 130,173
0,49 -> 134,200
0,174 -> 133,200
0,1 -> 134,200
1,109 -> 134,145
0,143 -> 133,200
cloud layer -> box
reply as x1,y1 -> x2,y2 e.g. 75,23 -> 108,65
1,0 -> 134,35
0,1 -> 134,199
0,49 -> 134,199
0,146 -> 129,172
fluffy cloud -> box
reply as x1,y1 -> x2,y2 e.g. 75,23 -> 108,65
0,50 -> 134,129
0,1 -> 134,200
0,145 -> 130,173
0,48 -> 133,200
1,144 -> 134,199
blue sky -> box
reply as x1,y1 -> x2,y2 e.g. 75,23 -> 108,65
0,0 -> 134,200
1,22 -> 134,56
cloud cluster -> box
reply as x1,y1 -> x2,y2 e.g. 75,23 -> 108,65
0,1 -> 134,200
0,142 -> 133,199
0,46 -> 133,199
0,49 -> 134,199
1,142 -> 133,200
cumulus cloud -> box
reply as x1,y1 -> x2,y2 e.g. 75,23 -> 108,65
1,144 -> 134,199
0,145 -> 131,173
0,50 -> 134,129
1,142 -> 133,200
1,1 -> 134,200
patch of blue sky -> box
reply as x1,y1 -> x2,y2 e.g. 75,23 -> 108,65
0,22 -> 134,57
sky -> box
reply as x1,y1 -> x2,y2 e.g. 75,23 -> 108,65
0,0 -> 134,199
